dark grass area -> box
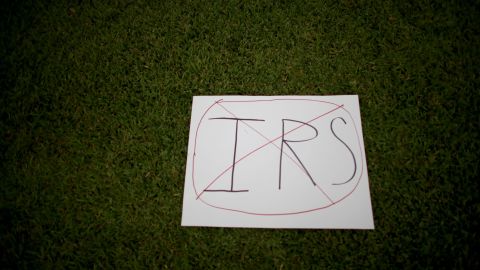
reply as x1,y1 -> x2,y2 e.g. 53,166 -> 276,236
1,0 -> 479,268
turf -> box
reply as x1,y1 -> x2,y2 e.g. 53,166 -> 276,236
1,0 -> 479,268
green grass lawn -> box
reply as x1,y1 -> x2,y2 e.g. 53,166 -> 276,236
1,0 -> 479,268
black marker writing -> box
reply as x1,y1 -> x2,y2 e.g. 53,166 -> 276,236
205,117 -> 265,192
330,117 -> 357,185
278,119 -> 318,189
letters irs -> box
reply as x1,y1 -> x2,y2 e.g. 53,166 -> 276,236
204,117 -> 357,193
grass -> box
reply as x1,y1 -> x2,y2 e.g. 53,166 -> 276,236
1,0 -> 479,268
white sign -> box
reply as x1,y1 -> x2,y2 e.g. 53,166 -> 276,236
182,96 -> 374,229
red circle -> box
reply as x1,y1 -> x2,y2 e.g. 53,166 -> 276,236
192,98 -> 365,216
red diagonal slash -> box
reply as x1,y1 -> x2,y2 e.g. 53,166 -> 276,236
217,103 -> 335,203
196,103 -> 344,200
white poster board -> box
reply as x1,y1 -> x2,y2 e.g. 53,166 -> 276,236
181,96 -> 374,229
